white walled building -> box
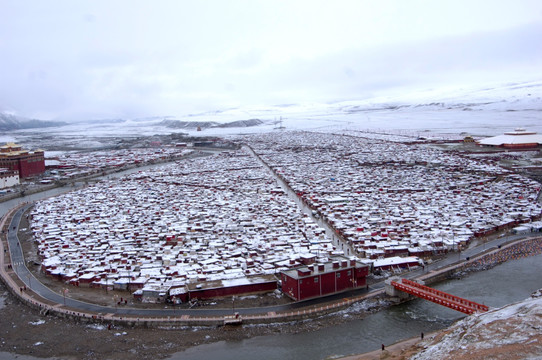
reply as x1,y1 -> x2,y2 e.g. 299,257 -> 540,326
0,168 -> 19,189
478,128 -> 542,148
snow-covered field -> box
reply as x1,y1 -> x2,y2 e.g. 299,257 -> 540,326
2,80 -> 541,149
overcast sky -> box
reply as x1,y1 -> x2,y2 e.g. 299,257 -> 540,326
1,0 -> 542,120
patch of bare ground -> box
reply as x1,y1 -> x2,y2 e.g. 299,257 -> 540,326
0,278 -> 249,360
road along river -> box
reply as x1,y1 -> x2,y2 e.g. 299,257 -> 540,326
172,253 -> 542,360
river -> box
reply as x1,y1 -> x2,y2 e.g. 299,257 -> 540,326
172,254 -> 542,360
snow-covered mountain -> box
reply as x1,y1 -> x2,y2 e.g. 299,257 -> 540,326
0,112 -> 66,131
161,80 -> 542,137
2,79 -> 541,139
160,118 -> 264,130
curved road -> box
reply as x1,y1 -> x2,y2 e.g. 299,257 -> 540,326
4,203 -> 370,317
4,202 -> 540,318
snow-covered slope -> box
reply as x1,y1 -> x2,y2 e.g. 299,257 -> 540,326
4,80 -> 542,142
411,290 -> 542,360
0,112 -> 66,131
173,80 -> 542,136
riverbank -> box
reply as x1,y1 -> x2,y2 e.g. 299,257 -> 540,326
340,285 -> 542,360
0,276 -> 392,360
336,332 -> 436,360
451,236 -> 542,277
409,288 -> 542,360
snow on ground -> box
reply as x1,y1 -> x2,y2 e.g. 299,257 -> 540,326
169,79 -> 542,137
87,324 -> 107,331
411,291 -> 542,360
29,320 -> 46,326
7,79 -> 542,147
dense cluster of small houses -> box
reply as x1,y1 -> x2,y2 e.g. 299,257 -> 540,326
29,131 -> 542,303
44,146 -> 192,181
247,131 -> 542,259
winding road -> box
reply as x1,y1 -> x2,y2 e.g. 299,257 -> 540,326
2,203 -> 371,318
3,200 -> 538,320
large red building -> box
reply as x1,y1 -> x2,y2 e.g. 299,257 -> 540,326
281,256 -> 370,301
0,143 -> 45,178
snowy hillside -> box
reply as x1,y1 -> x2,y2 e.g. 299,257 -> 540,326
2,80 -> 541,145
166,79 -> 542,137
411,289 -> 542,360
0,112 -> 66,131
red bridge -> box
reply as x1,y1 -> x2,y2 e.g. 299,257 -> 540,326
390,278 -> 489,315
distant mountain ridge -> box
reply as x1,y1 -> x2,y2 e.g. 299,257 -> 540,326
160,118 -> 264,129
0,113 -> 66,131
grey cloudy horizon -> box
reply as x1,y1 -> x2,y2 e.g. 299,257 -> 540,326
1,0 -> 542,120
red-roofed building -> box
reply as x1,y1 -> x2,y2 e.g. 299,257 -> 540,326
0,143 -> 45,178
280,255 -> 370,301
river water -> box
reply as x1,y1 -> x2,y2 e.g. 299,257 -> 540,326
172,254 -> 542,360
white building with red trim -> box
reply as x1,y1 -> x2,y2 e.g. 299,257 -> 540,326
478,128 -> 542,148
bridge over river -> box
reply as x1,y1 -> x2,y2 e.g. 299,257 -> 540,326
387,277 -> 489,314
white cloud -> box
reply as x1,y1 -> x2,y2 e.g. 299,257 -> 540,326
1,0 -> 541,119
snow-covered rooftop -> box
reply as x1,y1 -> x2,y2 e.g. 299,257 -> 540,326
478,128 -> 542,146
29,130 -> 542,295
